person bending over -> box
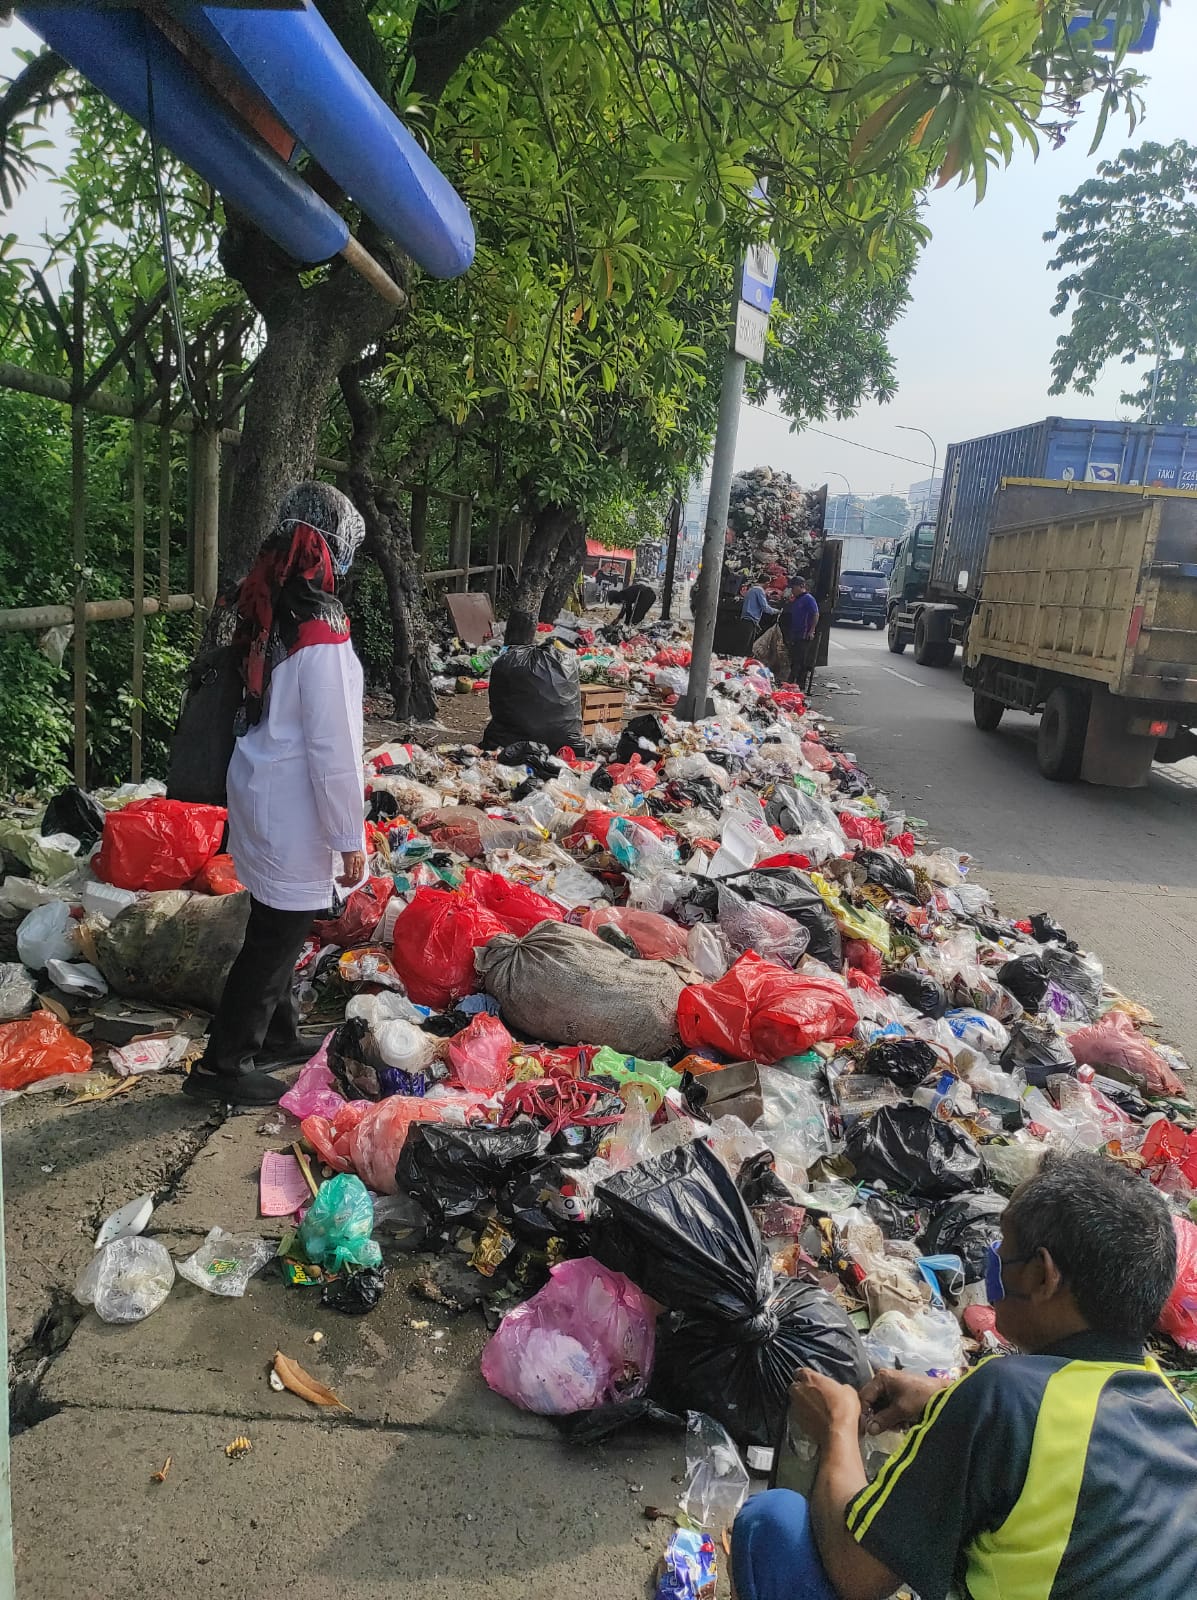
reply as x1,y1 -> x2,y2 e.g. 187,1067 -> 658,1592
733,1150 -> 1196,1600
610,580 -> 657,627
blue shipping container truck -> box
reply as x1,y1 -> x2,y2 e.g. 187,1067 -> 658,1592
887,418 -> 1197,668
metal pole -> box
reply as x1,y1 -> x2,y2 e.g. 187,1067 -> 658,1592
70,264 -> 87,787
681,329 -> 747,721
826,472 -> 850,540
896,426 -> 937,519
660,491 -> 682,622
193,428 -> 220,609
1085,290 -> 1166,425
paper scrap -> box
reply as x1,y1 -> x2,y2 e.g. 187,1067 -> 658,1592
260,1151 -> 312,1218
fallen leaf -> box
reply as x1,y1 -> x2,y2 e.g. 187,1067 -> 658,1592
273,1350 -> 352,1412
721,1529 -> 732,1557
150,1456 -> 172,1483
225,1436 -> 252,1459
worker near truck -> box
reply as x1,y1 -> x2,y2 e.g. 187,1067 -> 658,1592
731,1151 -> 1197,1600
740,575 -> 779,653
782,576 -> 819,688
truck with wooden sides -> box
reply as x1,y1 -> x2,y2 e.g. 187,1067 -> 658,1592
964,479 -> 1197,786
886,417 -> 1197,667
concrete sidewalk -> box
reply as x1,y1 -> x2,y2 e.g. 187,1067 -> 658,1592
6,1080 -> 685,1598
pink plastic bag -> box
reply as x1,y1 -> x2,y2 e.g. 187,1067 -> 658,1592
447,1013 -> 515,1094
1159,1216 -> 1197,1351
582,905 -> 689,963
1068,1011 -> 1183,1097
481,1258 -> 656,1415
302,1101 -> 372,1174
280,1036 -> 346,1121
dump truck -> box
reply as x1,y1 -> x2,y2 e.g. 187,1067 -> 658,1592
963,479 -> 1197,786
886,417 -> 1197,666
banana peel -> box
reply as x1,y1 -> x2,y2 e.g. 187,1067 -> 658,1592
272,1351 -> 351,1413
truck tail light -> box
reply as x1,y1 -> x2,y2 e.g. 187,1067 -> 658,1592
1127,605 -> 1145,649
1150,720 -> 1171,738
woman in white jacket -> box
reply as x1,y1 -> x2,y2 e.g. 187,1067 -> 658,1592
185,482 -> 368,1106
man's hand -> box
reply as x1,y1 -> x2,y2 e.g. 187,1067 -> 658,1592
859,1368 -> 950,1435
788,1368 -> 862,1453
337,849 -> 366,887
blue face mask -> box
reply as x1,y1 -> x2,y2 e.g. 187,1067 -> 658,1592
985,1242 -> 1033,1305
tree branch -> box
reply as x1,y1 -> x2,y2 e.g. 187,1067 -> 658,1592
405,0 -> 529,104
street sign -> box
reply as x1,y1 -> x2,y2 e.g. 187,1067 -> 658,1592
1068,4 -> 1159,53
740,240 -> 779,312
734,301 -> 769,363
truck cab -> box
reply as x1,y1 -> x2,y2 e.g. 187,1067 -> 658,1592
887,522 -> 936,612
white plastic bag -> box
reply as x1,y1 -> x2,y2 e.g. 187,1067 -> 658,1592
0,962 -> 35,1021
176,1227 -> 275,1297
680,1411 -> 750,1533
372,1018 -> 440,1075
863,1307 -> 964,1379
687,922 -> 732,981
16,900 -> 79,970
75,1236 -> 174,1323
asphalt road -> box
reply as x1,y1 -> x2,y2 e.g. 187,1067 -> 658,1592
818,622 -> 1197,1048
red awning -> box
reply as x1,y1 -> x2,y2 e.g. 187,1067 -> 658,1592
585,540 -> 634,561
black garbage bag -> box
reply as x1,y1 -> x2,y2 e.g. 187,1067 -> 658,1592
736,1150 -> 798,1208
880,968 -> 947,1019
1000,1020 -> 1075,1087
367,791 -> 402,824
396,1124 -> 544,1233
863,1037 -> 939,1093
764,784 -> 841,839
844,1104 -> 983,1200
554,1396 -> 684,1445
497,741 -> 561,781
593,1141 -> 869,1445
919,1193 -> 1006,1283
727,868 -> 842,966
1040,945 -> 1103,1019
670,878 -> 721,927
1029,912 -> 1075,949
863,1193 -> 925,1241
997,955 -> 1049,1012
615,713 -> 664,764
321,1266 -> 387,1314
854,849 -> 919,900
481,643 -> 582,752
41,785 -> 105,850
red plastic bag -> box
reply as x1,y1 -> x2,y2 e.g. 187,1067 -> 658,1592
191,853 -> 244,896
757,851 -> 814,872
312,876 -> 394,947
838,814 -> 888,849
890,832 -> 916,859
95,798 -> 226,891
844,939 -> 883,980
678,952 -> 858,1062
302,1101 -> 371,1174
605,756 -> 659,793
651,647 -> 691,668
391,887 -> 506,1009
581,905 -> 689,962
564,811 -> 675,850
464,869 -> 564,937
0,1012 -> 92,1091
448,1013 -> 516,1094
1159,1217 -> 1197,1352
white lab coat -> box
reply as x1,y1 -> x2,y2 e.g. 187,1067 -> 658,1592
226,640 -> 366,911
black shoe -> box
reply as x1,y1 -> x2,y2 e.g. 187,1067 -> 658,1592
182,1065 -> 285,1106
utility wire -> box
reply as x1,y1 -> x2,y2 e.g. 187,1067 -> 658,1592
746,401 -> 933,470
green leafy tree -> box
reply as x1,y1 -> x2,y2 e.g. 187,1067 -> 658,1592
1046,138 -> 1197,422
862,494 -> 911,541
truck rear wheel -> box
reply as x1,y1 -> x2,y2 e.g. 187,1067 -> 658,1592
913,614 -> 956,667
973,692 -> 1004,732
887,616 -> 907,655
1037,686 -> 1089,782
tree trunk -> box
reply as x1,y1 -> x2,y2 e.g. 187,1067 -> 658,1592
340,370 -> 438,724
539,520 -> 586,622
506,500 -> 580,645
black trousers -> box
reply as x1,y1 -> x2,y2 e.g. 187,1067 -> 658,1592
618,594 -> 654,626
788,635 -> 817,690
201,896 -> 317,1075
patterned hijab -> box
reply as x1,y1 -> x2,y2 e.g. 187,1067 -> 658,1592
231,481 -> 366,728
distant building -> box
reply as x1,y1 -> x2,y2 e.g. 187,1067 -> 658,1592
907,475 -> 942,527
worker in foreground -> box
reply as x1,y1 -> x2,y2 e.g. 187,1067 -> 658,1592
783,575 -> 819,689
732,1151 -> 1197,1600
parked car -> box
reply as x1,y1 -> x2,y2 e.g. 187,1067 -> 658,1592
834,569 -> 888,627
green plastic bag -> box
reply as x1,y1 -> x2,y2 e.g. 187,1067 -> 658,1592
296,1174 -> 382,1273
589,1046 -> 682,1094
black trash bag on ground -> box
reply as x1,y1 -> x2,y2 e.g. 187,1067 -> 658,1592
997,955 -> 1049,1012
1000,1020 -> 1076,1087
736,1150 -> 798,1207
481,643 -> 582,752
321,1266 -> 387,1314
1029,912 -> 1075,950
1040,945 -> 1103,1019
880,968 -> 947,1019
726,868 -> 842,966
615,714 -> 665,764
844,1105 -> 983,1200
41,785 -> 105,850
854,850 -> 919,901
592,1141 -> 869,1445
367,791 -> 402,824
919,1193 -> 1006,1284
670,878 -> 721,927
497,741 -> 561,781
764,784 -> 841,839
554,1396 -> 684,1445
863,1037 -> 939,1093
863,1193 -> 925,1241
396,1124 -> 544,1233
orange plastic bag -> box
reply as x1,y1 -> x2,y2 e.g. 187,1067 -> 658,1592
95,798 -> 226,891
678,952 -> 857,1063
0,1012 -> 92,1091
191,853 -> 244,895
391,888 -> 506,1009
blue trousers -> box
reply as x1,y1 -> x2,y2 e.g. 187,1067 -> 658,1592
732,1490 -> 839,1600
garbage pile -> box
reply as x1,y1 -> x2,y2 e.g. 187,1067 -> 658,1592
725,466 -> 825,588
2,618 -> 1196,1591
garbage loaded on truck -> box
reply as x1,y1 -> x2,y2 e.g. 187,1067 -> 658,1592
964,479 -> 1197,787
887,416 -> 1197,666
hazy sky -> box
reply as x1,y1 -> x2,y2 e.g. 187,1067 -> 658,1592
3,12 -> 1191,499
736,6 -> 1197,498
